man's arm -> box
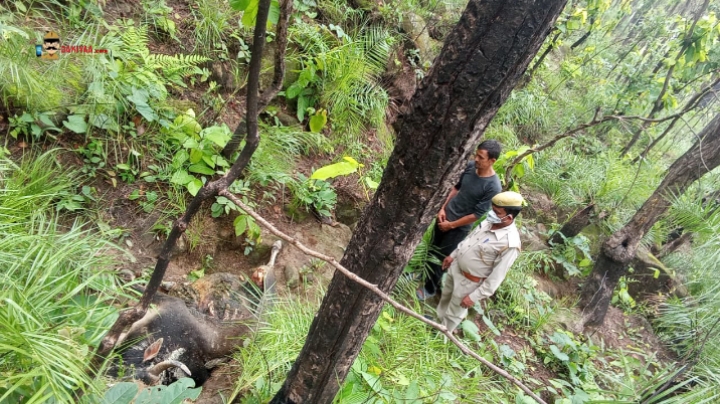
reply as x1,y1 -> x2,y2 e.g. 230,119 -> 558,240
466,247 -> 520,303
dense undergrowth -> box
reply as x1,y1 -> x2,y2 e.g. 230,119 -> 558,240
2,0 -> 720,402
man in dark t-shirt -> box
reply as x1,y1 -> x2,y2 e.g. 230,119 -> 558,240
417,140 -> 503,300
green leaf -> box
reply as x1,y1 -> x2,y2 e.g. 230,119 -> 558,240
135,104 -> 158,122
63,115 -> 88,134
187,178 -> 203,196
189,163 -> 215,175
460,320 -> 481,341
309,109 -> 327,133
170,170 -> 195,185
297,93 -> 310,121
311,161 -> 358,180
550,345 -> 569,361
189,148 -> 203,163
229,0 -> 251,10
201,125 -> 231,147
482,314 -> 501,336
102,382 -> 138,404
364,177 -> 379,190
238,0 -> 280,27
15,1 -> 28,13
234,215 -> 248,236
162,378 -> 201,404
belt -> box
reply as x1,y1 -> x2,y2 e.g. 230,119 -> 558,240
461,271 -> 485,283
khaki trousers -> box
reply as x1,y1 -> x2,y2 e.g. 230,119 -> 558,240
436,262 -> 482,332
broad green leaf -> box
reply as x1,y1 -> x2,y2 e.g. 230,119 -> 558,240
309,109 -> 327,133
239,0 -> 280,27
187,178 -> 203,196
189,163 -> 215,175
161,377 -> 201,404
134,103 -> 158,122
310,159 -> 359,180
63,115 -> 87,134
460,320 -> 481,341
171,170 -> 194,185
101,382 -> 138,404
229,0 -> 251,10
189,148 -> 203,164
234,215 -> 248,236
201,125 -> 231,147
550,345 -> 569,361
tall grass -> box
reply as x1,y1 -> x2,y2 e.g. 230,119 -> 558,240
229,293 -> 514,403
0,151 -> 127,403
650,192 -> 720,402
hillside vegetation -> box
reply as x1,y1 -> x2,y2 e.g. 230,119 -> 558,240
1,0 -> 720,403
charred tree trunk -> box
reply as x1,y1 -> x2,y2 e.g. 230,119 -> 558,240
549,203 -> 595,245
270,1 -> 567,402
581,114 -> 720,326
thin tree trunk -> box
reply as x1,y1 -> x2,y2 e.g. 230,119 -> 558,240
270,1 -> 568,402
581,114 -> 720,326
570,16 -> 595,50
220,0 -> 294,160
523,30 -> 561,86
88,0 -> 274,374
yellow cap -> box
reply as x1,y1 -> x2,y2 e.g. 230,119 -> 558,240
44,31 -> 60,40
492,191 -> 524,208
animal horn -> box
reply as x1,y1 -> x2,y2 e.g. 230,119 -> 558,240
146,360 -> 192,377
268,240 -> 282,267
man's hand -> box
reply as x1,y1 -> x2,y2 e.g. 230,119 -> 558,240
437,220 -> 454,232
437,208 -> 447,223
460,295 -> 474,309
442,256 -> 454,270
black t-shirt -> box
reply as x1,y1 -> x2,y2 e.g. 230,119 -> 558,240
445,161 -> 502,223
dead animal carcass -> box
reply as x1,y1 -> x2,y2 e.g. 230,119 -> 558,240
111,241 -> 281,386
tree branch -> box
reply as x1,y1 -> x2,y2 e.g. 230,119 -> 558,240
620,0 -> 710,157
221,0 -> 294,159
503,100 -> 720,187
634,75 -> 720,162
87,0 -> 273,376
218,189 -> 548,404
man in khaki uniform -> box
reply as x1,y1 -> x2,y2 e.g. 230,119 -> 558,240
436,191 -> 523,332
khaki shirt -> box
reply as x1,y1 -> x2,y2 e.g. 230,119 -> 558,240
449,220 -> 521,302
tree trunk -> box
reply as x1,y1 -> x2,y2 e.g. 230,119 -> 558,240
581,114 -> 720,326
269,1 -> 567,402
548,203 -> 595,246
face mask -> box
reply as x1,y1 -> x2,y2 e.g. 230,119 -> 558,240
487,210 -> 508,224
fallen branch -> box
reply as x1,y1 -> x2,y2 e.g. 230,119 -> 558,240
219,189 -> 548,404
